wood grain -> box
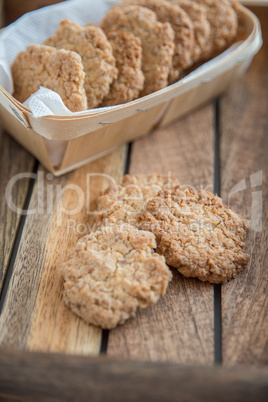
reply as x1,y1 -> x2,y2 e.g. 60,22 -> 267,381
0,147 -> 126,354
108,106 -> 215,364
220,7 -> 268,365
3,0 -> 65,25
0,349 -> 267,402
0,0 -> 3,28
0,129 -> 36,293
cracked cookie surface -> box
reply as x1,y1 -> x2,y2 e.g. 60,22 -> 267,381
60,224 -> 172,329
44,19 -> 117,108
101,5 -> 174,95
12,44 -> 87,112
96,173 -> 179,228
140,186 -> 249,283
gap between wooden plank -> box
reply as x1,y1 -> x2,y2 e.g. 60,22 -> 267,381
213,99 -> 222,365
0,147 -> 127,355
100,330 -> 109,355
107,106 -> 215,365
0,129 -> 37,293
0,160 -> 39,315
220,6 -> 268,365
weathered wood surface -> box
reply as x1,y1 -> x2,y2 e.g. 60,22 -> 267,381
3,0 -> 65,25
0,0 -> 126,357
0,349 -> 267,402
220,6 -> 268,366
0,0 -> 267,399
0,0 -> 3,27
0,147 -> 126,354
0,0 -> 129,363
108,105 -> 215,364
0,130 -> 36,293
0,0 -> 37,294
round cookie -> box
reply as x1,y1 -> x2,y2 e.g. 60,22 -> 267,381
119,0 -> 194,82
140,186 -> 250,284
169,0 -> 210,63
60,224 -> 172,329
44,19 -> 118,108
96,173 -> 180,228
12,44 -> 87,112
101,31 -> 144,106
101,5 -> 175,96
192,0 -> 238,59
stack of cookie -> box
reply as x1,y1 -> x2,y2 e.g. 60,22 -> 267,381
60,174 -> 249,329
11,0 -> 239,111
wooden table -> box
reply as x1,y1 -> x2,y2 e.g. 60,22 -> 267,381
0,2 -> 267,401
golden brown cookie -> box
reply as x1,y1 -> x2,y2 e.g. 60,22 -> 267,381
101,5 -> 175,96
118,0 -> 194,83
231,1 -> 249,42
44,19 -> 118,108
169,0 -> 210,62
140,186 -> 250,284
96,173 -> 179,228
101,31 -> 144,106
60,224 -> 172,329
12,44 -> 87,112
192,0 -> 238,59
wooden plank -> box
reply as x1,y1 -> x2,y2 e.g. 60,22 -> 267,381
0,349 -> 267,402
0,146 -> 126,354
0,0 -> 3,27
0,129 -> 36,293
0,0 -> 67,296
220,7 -> 268,365
108,105 -> 215,364
3,0 -> 65,25
0,0 -> 37,294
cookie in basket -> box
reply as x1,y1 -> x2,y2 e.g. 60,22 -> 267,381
11,44 -> 87,112
101,5 -> 175,96
117,0 -> 194,83
192,0 -> 238,59
140,186 -> 250,284
101,31 -> 144,106
44,19 -> 118,108
60,224 -> 172,329
169,0 -> 211,63
96,173 -> 179,228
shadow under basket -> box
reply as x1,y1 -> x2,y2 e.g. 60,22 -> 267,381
0,4 -> 262,176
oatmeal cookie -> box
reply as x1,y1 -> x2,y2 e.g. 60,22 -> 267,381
12,44 -> 87,112
44,19 -> 117,108
101,5 -> 174,96
169,0 -> 210,62
192,0 -> 238,59
140,186 -> 250,283
230,0 -> 249,42
96,173 -> 179,228
60,224 -> 172,329
119,0 -> 194,82
101,31 -> 144,106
